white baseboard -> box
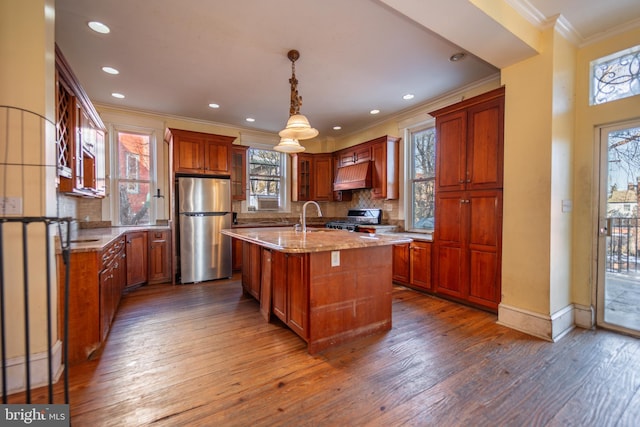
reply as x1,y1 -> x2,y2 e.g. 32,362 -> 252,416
497,303 -> 578,342
1,340 -> 64,396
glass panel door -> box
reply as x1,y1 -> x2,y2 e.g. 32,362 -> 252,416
598,121 -> 640,336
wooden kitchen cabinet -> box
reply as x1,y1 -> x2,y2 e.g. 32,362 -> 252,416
337,144 -> 371,167
126,231 -> 148,288
232,237 -> 243,271
292,153 -> 313,201
392,240 -> 432,291
55,44 -> 106,198
148,230 -> 172,284
231,145 -> 248,200
431,87 -> 504,193
58,236 -> 126,365
312,153 -> 334,202
370,135 -> 400,199
170,128 -> 236,175
242,241 -> 262,299
434,190 -> 502,311
271,250 -> 309,339
291,152 -> 334,202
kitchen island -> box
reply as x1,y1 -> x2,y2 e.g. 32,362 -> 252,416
221,227 -> 412,353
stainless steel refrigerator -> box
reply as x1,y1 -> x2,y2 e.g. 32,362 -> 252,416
177,176 -> 232,283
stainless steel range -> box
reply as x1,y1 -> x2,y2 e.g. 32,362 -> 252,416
325,208 -> 382,231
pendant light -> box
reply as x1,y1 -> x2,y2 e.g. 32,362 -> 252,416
274,49 -> 318,153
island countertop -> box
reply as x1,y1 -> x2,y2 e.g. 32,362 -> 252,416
221,226 -> 412,253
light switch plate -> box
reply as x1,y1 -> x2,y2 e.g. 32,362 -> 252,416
0,197 -> 22,215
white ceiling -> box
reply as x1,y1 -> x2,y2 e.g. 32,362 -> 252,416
54,0 -> 640,138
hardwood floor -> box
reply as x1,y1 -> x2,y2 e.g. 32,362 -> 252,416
14,273 -> 640,426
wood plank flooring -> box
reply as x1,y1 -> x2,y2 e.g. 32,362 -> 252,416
13,273 -> 640,426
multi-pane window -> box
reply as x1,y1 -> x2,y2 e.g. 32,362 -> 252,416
409,126 -> 436,231
591,44 -> 640,105
115,130 -> 152,225
248,148 -> 285,211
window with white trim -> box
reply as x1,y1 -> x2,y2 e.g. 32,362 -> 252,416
247,147 -> 287,212
408,126 -> 436,231
114,129 -> 154,225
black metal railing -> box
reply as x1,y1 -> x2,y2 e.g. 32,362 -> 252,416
607,216 -> 640,274
0,217 -> 70,404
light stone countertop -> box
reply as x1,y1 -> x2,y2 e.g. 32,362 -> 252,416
222,227 -> 412,253
58,225 -> 171,253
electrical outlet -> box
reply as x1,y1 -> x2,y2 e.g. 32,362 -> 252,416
331,251 -> 340,267
0,197 -> 22,215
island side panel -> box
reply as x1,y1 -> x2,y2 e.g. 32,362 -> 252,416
307,245 -> 393,354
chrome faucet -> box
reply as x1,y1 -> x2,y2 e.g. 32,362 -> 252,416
302,201 -> 323,233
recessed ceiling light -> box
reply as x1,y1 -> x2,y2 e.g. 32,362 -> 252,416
403,94 -> 414,100
88,21 -> 110,34
102,66 -> 119,75
208,103 -> 220,109
245,118 -> 255,122
111,93 -> 125,99
370,109 -> 380,115
449,52 -> 466,62
333,126 -> 342,131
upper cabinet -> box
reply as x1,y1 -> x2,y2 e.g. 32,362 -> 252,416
336,144 -> 371,168
169,128 -> 236,176
370,135 -> 400,200
291,153 -> 335,202
55,45 -> 106,198
312,153 -> 334,202
430,87 -> 505,192
231,145 -> 248,200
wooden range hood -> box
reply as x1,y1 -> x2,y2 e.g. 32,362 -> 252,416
333,161 -> 372,191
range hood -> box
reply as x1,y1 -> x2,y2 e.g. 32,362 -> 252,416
333,161 -> 372,191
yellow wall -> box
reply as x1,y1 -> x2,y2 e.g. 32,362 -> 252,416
0,0 -> 57,367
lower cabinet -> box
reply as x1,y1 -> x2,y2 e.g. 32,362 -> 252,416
232,237 -> 243,271
392,240 -> 432,291
242,241 -> 261,299
148,230 -> 172,284
58,236 -> 126,365
126,231 -> 148,288
271,250 -> 308,339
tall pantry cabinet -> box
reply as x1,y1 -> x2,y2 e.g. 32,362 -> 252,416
430,87 -> 504,312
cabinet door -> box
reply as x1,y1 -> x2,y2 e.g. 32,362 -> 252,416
392,243 -> 410,284
231,237 -> 243,271
410,241 -> 432,290
99,266 -> 113,342
203,138 -> 231,175
313,154 -> 333,201
148,230 -> 172,284
271,250 -> 287,322
466,97 -> 504,190
371,140 -> 387,199
434,192 -> 466,299
435,110 -> 467,192
231,146 -> 248,200
241,241 -> 261,299
126,231 -> 148,287
293,153 -> 313,201
287,253 -> 308,339
174,134 -> 204,173
467,191 -> 502,310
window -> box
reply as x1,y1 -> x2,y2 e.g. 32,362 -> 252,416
590,44 -> 640,105
114,130 -> 153,225
247,148 -> 287,211
407,126 -> 436,231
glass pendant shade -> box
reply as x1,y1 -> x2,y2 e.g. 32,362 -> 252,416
278,114 -> 319,140
274,137 -> 305,153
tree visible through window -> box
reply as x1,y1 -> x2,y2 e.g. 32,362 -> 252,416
116,131 -> 151,225
248,148 -> 285,211
409,127 -> 436,230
